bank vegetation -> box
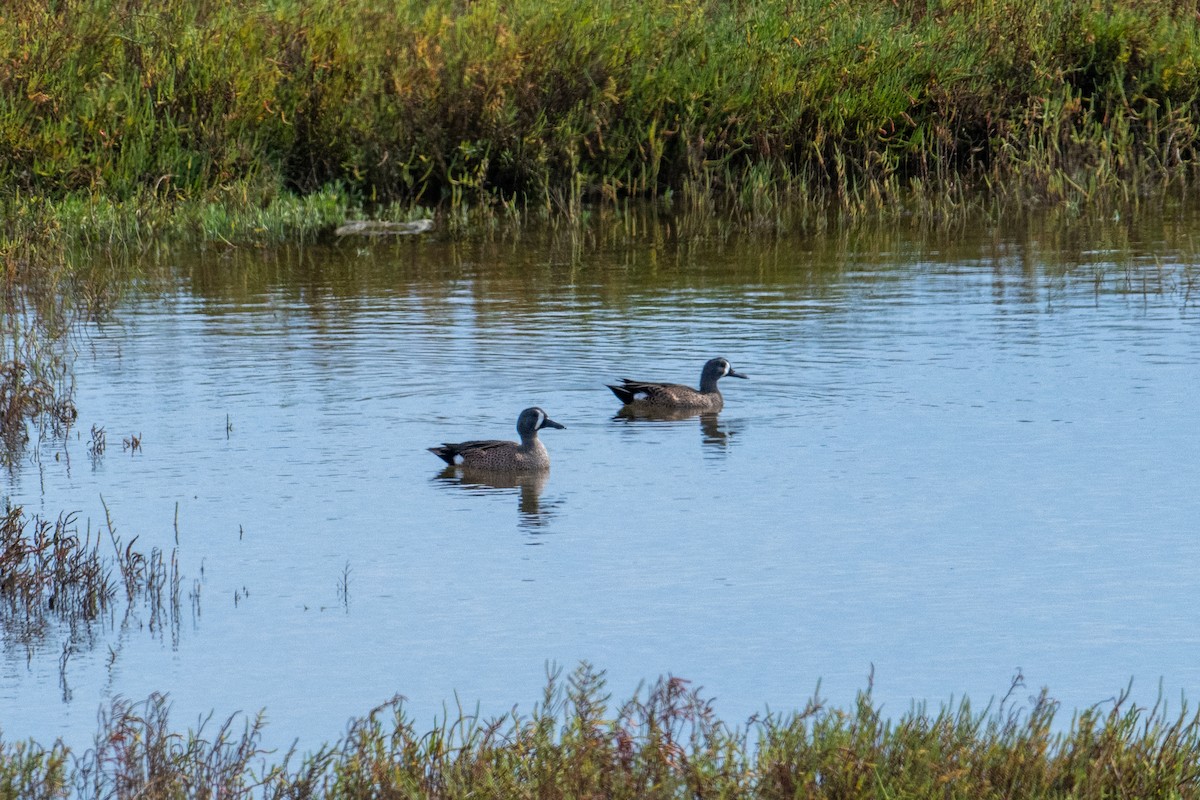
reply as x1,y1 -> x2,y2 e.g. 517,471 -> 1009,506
2,0 -> 1200,245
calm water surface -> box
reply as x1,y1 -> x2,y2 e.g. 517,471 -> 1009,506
4,211 -> 1200,750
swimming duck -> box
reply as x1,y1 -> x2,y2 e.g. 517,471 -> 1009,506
428,407 -> 565,471
607,357 -> 748,411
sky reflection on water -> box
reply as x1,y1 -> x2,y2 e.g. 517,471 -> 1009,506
3,211 -> 1200,751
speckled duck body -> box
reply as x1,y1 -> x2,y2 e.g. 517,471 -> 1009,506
428,407 -> 565,472
607,357 -> 748,411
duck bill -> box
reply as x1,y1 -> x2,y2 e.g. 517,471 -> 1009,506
540,417 -> 566,430
728,369 -> 748,379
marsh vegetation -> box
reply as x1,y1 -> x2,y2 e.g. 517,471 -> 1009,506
0,501 -> 192,662
4,665 -> 1200,799
2,0 -> 1200,245
4,2 -> 1200,795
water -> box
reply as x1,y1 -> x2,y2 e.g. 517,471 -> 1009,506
4,211 -> 1200,751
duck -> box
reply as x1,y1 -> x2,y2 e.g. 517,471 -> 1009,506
428,407 -> 565,471
607,357 -> 748,411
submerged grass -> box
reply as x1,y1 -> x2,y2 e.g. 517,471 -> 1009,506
3,664 -> 1200,798
3,0 -> 1200,244
0,223 -> 78,459
0,502 -> 186,653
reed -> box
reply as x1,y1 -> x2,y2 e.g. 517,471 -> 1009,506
0,507 -> 110,634
0,503 -> 185,649
3,664 -> 1200,799
0,207 -> 81,458
2,0 -> 1199,245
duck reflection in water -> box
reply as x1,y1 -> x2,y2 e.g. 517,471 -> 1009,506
432,466 -> 560,532
612,406 -> 740,451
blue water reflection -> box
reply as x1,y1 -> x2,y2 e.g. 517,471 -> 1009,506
3,212 -> 1200,752
432,467 -> 562,535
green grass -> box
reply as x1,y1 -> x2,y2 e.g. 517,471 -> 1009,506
2,0 -> 1200,244
3,664 -> 1200,799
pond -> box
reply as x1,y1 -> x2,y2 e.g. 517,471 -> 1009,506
4,206 -> 1200,752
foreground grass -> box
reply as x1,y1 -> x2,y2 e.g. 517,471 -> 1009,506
2,0 -> 1200,246
3,664 -> 1200,799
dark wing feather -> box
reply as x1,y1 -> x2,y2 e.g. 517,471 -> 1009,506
428,439 -> 511,465
607,381 -> 642,404
610,379 -> 692,403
